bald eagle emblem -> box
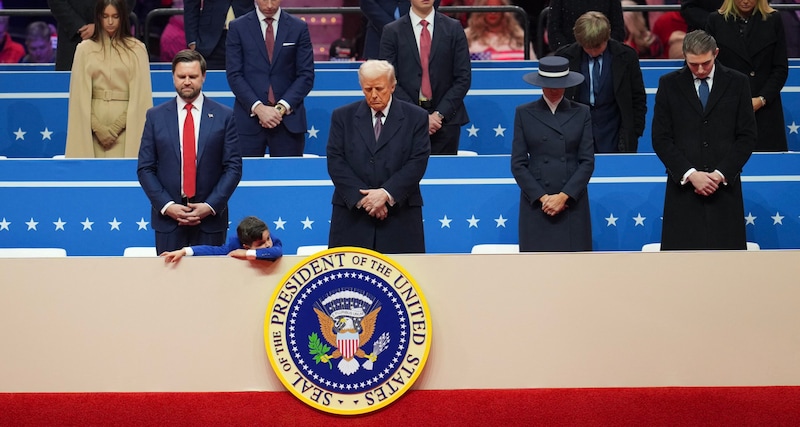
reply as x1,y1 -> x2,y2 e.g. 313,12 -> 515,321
310,289 -> 390,375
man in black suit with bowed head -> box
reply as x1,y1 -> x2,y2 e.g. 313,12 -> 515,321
184,0 -> 254,70
652,30 -> 756,250
556,11 -> 647,153
379,0 -> 470,155
327,60 -> 430,254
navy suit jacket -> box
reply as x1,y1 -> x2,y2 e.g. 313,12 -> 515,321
379,11 -> 471,125
137,96 -> 243,234
225,9 -> 314,135
327,98 -> 430,253
360,0 -> 440,60
184,0 -> 253,58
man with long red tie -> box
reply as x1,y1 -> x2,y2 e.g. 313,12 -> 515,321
379,0 -> 471,155
138,49 -> 242,254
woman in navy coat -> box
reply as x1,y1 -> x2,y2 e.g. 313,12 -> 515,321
511,56 -> 595,252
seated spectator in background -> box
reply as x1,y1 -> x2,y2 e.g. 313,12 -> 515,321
0,15 -> 25,63
652,11 -> 687,58
622,0 -> 664,58
465,0 -> 535,60
547,0 -> 625,51
20,21 -> 56,63
556,11 -> 647,153
161,216 -> 283,262
773,0 -> 800,58
440,0 -> 473,28
159,0 -> 184,62
329,37 -> 358,61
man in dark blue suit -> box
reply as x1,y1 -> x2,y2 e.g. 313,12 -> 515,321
327,60 -> 430,253
226,0 -> 314,157
184,0 -> 254,70
379,0 -> 470,155
360,0 -> 440,60
138,50 -> 242,254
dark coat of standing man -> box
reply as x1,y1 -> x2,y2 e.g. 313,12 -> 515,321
360,0 -> 440,60
184,0 -> 254,70
48,0 -> 135,70
557,11 -> 647,153
379,0 -> 470,155
680,0 -> 723,32
652,30 -> 756,250
327,60 -> 430,254
138,50 -> 243,254
226,0 -> 314,157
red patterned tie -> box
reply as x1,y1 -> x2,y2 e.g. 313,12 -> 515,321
265,17 -> 276,105
183,103 -> 196,199
419,19 -> 432,100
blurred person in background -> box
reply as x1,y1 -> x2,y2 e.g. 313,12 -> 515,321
0,15 -> 25,63
547,0 -> 625,51
159,0 -> 184,62
66,0 -> 152,157
20,21 -> 56,63
464,0 -> 535,60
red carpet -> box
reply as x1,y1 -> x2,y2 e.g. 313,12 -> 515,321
2,387 -> 799,426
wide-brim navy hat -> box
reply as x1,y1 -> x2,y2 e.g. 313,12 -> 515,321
523,56 -> 585,89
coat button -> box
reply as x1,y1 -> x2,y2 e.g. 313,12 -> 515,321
749,71 -> 756,77
703,142 -> 709,147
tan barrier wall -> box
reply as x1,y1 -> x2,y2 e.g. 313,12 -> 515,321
1,251 -> 799,392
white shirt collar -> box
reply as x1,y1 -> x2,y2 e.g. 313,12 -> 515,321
177,92 -> 204,111
256,7 -> 281,23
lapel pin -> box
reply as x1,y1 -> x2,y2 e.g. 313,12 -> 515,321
208,113 -> 214,118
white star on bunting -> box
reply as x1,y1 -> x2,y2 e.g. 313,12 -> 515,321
81,218 -> 94,230
788,121 -> 799,134
301,216 -> 314,230
274,217 -> 287,230
494,215 -> 507,228
136,218 -> 149,230
466,124 -> 479,137
13,128 -> 26,140
0,218 -> 10,231
744,212 -> 756,225
438,215 -> 452,228
53,218 -> 66,231
771,212 -> 784,225
633,213 -> 646,226
493,124 -> 506,137
26,218 -> 38,230
109,218 -> 122,230
467,215 -> 480,228
40,128 -> 53,140
605,213 -> 618,226
307,126 -> 320,138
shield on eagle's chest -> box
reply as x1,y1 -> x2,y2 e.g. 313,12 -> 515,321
337,331 -> 359,359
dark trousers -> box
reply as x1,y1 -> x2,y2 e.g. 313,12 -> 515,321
239,123 -> 305,157
430,124 -> 461,155
155,226 -> 226,253
203,31 -> 228,70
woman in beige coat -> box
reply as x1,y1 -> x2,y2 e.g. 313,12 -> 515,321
65,0 -> 151,158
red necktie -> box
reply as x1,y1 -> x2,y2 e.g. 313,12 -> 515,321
183,103 -> 196,199
265,17 -> 276,105
419,20 -> 432,100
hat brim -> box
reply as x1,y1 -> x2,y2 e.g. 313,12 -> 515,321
523,71 -> 585,89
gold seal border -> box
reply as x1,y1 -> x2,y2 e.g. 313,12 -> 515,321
264,246 -> 433,415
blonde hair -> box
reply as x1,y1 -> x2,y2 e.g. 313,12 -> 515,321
718,0 -> 774,21
465,0 -> 525,50
573,11 -> 611,49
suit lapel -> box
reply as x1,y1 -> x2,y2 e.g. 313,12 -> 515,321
677,67 -> 704,114
354,102 -> 377,154
526,99 -> 564,134
705,66 -> 730,114
197,99 -> 214,161
247,12 -> 269,64
273,13 -> 290,64
165,99 -> 180,160
429,13 -> 444,63
377,101 -> 404,152
399,15 -> 421,68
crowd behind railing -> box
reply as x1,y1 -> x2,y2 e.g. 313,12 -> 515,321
3,2 -> 799,65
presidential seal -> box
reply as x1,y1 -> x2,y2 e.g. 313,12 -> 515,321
264,247 -> 432,415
